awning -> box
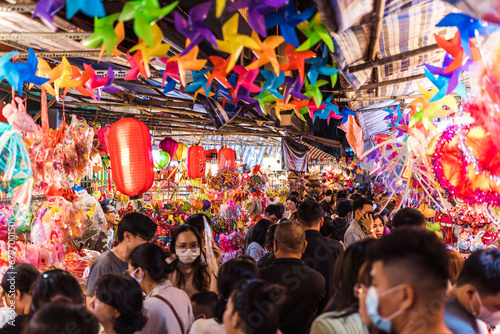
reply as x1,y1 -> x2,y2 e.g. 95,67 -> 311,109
301,142 -> 336,161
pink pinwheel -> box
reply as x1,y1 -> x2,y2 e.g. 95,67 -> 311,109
159,57 -> 181,87
124,51 -> 149,81
307,99 -> 326,122
232,65 -> 261,99
175,2 -> 217,56
229,0 -> 288,37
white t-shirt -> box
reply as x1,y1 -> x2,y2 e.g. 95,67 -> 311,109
0,307 -> 13,328
138,280 -> 195,334
190,318 -> 225,334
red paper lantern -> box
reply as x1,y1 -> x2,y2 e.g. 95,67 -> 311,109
108,118 -> 154,198
218,148 -> 236,169
187,146 -> 206,178
159,137 -> 178,157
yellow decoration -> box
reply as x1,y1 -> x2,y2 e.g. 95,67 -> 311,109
216,14 -> 261,72
129,24 -> 171,77
215,0 -> 225,17
174,142 -> 188,161
272,99 -> 295,121
411,84 -> 458,117
53,57 -> 82,100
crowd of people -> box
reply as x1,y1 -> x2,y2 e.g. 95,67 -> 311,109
0,188 -> 499,334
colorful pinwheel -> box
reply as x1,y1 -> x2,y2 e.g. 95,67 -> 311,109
297,13 -> 334,53
280,44 -> 316,84
168,40 -> 207,87
246,32 -> 284,76
119,0 -> 178,47
31,0 -> 64,31
129,24 -> 171,77
339,108 -> 357,125
229,0 -> 288,37
305,44 -> 339,86
207,56 -> 233,89
291,98 -> 310,121
283,76 -> 307,101
4,49 -> 49,96
66,0 -> 105,19
232,65 -> 261,98
260,70 -> 285,99
265,1 -> 315,47
175,2 -> 218,56
410,84 -> 457,118
159,57 -> 181,88
124,51 -> 149,81
185,69 -> 212,102
304,78 -> 327,107
83,14 -> 121,56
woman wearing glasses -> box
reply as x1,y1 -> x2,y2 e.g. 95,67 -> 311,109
169,225 -> 217,298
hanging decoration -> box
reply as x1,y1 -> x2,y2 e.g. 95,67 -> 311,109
187,146 -> 206,179
218,148 -> 236,170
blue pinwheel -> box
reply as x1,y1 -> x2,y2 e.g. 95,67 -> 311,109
339,107 -> 357,125
259,70 -> 284,99
436,13 -> 499,59
0,51 -> 19,83
66,0 -> 105,19
305,44 -> 339,87
185,68 -> 212,97
175,2 -> 218,56
314,95 -> 340,124
215,74 -> 237,101
283,75 -> 308,101
5,49 -> 49,96
424,53 -> 470,102
265,2 -> 315,47
229,0 -> 288,37
162,77 -> 177,95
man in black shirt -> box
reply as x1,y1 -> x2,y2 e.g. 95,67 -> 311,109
259,221 -> 325,334
297,200 -> 344,302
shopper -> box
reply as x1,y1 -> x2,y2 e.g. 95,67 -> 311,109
244,205 -> 282,252
372,215 -> 385,239
186,213 -> 223,264
259,221 -> 325,334
191,258 -> 258,334
257,223 -> 278,268
245,219 -> 271,261
88,273 -> 147,334
23,302 -> 99,334
191,291 -> 218,320
129,243 -> 194,334
391,207 -> 426,229
86,212 -> 157,305
285,196 -> 299,215
297,200 -> 343,302
344,198 -> 375,247
0,263 -> 40,328
223,279 -> 282,334
366,229 -> 451,334
326,238 -> 377,312
169,225 -> 217,297
445,249 -> 500,333
331,199 -> 352,242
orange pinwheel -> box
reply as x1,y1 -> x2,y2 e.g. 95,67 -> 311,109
246,32 -> 284,76
280,44 -> 316,84
129,24 -> 171,77
272,98 -> 295,121
34,57 -> 62,97
207,56 -> 233,89
169,39 -> 207,87
64,65 -> 93,98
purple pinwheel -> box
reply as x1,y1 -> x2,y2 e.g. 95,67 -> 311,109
283,76 -> 308,101
265,2 -> 315,47
424,53 -> 470,102
96,67 -> 121,100
229,0 -> 288,37
175,2 -> 218,56
437,13 -> 499,59
305,44 -> 339,86
31,0 -> 65,31
236,87 -> 263,114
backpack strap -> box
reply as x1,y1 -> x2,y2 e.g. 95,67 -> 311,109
151,295 -> 185,334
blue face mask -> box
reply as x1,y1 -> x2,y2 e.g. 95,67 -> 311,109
365,285 -> 404,333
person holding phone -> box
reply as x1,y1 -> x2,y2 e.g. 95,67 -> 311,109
344,198 -> 376,247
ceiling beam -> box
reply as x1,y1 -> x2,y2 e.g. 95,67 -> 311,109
0,32 -> 92,41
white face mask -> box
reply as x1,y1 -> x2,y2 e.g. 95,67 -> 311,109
365,285 -> 405,333
130,268 -> 144,285
176,248 -> 201,264
470,291 -> 500,326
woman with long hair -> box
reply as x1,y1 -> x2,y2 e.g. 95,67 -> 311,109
244,219 -> 271,261
129,243 -> 194,334
169,225 -> 217,297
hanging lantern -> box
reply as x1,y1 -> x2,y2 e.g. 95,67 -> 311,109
187,146 -> 206,178
159,137 -> 178,157
174,143 -> 188,161
154,151 -> 170,170
108,118 -> 154,198
218,148 -> 236,169
97,124 -> 112,154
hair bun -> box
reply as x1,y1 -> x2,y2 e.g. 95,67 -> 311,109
165,253 -> 177,264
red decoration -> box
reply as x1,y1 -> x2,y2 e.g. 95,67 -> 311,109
108,118 -> 154,197
159,137 -> 178,158
187,145 -> 206,179
218,148 -> 236,169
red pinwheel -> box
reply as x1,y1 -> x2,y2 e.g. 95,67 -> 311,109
125,51 -> 149,81
207,56 -> 233,89
280,44 -> 316,84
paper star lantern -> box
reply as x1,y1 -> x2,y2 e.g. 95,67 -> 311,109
31,0 -> 64,31
66,0 -> 105,19
305,44 -> 339,86
279,44 -> 316,84
410,84 -> 457,118
437,13 -> 497,59
207,56 -> 233,89
245,32 -> 284,76
83,14 -> 121,56
265,1 -> 315,47
304,78 -> 328,107
232,64 -> 261,98
124,51 -> 149,81
175,2 -> 218,56
229,0 -> 288,37
119,0 -> 178,47
216,14 -> 261,72
260,70 -> 284,98
297,13 -> 334,53
168,39 -> 207,87
4,49 -> 49,96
